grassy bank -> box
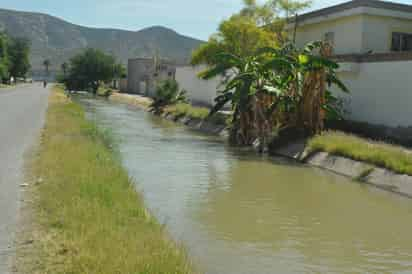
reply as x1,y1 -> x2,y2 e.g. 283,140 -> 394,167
164,103 -> 210,120
164,103 -> 228,125
109,92 -> 153,109
23,86 -> 194,273
308,131 -> 412,175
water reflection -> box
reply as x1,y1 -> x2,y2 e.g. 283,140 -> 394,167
81,97 -> 412,274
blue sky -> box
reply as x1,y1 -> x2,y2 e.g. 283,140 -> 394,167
0,0 -> 411,40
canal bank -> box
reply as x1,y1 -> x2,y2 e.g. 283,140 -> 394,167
109,92 -> 412,198
16,87 -> 194,274
80,94 -> 412,274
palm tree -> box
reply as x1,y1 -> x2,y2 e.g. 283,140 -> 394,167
43,59 -> 51,76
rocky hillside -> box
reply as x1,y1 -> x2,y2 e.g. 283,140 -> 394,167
0,8 -> 203,73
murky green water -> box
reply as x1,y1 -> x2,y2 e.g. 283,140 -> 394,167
81,98 -> 412,274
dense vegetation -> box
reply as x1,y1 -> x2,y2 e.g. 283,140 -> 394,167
0,32 -> 31,83
200,42 -> 347,150
191,0 -> 347,150
60,48 -> 125,94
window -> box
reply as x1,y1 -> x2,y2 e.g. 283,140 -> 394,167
391,32 -> 412,52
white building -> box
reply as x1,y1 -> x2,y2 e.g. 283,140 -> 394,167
289,0 -> 412,128
175,65 -> 223,107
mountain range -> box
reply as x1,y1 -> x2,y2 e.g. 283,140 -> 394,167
0,8 -> 204,74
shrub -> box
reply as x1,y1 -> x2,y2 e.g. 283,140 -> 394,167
151,79 -> 188,111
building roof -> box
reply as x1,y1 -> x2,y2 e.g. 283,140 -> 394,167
296,0 -> 412,23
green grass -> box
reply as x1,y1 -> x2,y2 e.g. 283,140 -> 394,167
24,86 -> 194,274
308,131 -> 412,175
0,83 -> 13,89
164,103 -> 229,126
165,103 -> 210,120
97,86 -> 114,97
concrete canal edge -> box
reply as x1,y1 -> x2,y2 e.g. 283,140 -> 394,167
109,92 -> 412,198
273,143 -> 412,198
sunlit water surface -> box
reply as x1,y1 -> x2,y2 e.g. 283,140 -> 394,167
80,98 -> 412,274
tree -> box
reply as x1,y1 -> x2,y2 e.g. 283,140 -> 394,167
200,41 -> 348,149
8,37 -> 31,79
191,14 -> 277,66
191,0 -> 311,67
0,33 -> 10,82
64,48 -> 120,94
270,0 -> 312,18
43,59 -> 51,76
113,63 -> 126,79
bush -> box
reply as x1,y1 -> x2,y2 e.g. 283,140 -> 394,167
151,79 -> 188,111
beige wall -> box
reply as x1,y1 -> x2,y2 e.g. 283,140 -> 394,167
333,60 -> 412,127
295,14 -> 412,54
362,15 -> 412,53
175,65 -> 222,106
295,15 -> 365,54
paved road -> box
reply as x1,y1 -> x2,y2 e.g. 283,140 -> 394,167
0,84 -> 50,274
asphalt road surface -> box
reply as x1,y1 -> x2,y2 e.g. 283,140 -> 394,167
0,84 -> 50,274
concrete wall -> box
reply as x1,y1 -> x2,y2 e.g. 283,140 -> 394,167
295,15 -> 364,54
294,14 -> 412,54
175,65 -> 222,106
127,58 -> 176,96
334,60 -> 412,127
362,15 -> 412,53
128,58 -> 155,95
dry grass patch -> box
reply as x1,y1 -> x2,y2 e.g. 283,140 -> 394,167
308,131 -> 412,175
22,86 -> 194,274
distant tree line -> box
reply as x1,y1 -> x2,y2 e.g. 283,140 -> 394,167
58,48 -> 126,94
0,32 -> 31,83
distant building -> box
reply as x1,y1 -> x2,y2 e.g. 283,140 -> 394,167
127,57 -> 176,96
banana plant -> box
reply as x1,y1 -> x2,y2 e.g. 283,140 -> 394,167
199,41 -> 349,148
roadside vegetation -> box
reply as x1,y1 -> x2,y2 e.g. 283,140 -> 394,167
308,131 -> 412,176
22,85 -> 194,274
58,48 -> 126,94
0,32 -> 31,84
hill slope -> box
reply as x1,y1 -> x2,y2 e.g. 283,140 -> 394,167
0,8 -> 203,73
